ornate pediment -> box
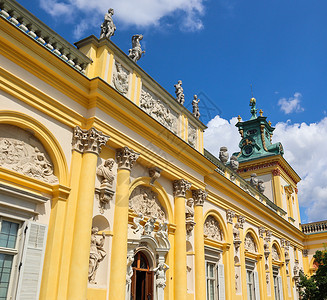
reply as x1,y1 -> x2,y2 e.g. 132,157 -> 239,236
129,186 -> 167,222
0,125 -> 58,183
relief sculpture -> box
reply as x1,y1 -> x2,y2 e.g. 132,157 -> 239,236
129,186 -> 167,222
0,125 -> 58,183
244,233 -> 257,253
203,216 -> 224,241
140,88 -> 177,133
113,62 -> 129,95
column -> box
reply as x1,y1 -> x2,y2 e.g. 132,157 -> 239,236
109,147 -> 140,300
173,179 -> 191,300
258,227 -> 267,298
272,168 -> 283,208
67,127 -> 110,300
193,189 -> 207,300
226,209 -> 236,300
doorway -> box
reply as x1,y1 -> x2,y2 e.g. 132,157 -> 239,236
131,252 -> 154,300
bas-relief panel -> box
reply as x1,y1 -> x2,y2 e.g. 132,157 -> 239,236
0,124 -> 58,183
244,233 -> 258,253
204,215 -> 224,241
129,185 -> 167,222
112,61 -> 130,96
140,86 -> 178,134
188,124 -> 197,148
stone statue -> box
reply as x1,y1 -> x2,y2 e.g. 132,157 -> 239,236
249,173 -> 258,187
230,155 -> 239,171
100,8 -> 116,39
233,222 -> 241,241
258,179 -> 265,193
155,221 -> 169,246
143,217 -> 157,235
185,198 -> 194,220
153,262 -> 169,288
88,227 -> 106,284
128,34 -> 145,63
96,158 -> 115,188
219,147 -> 229,164
174,80 -> 185,105
192,95 -> 200,118
126,254 -> 134,285
132,213 -> 144,234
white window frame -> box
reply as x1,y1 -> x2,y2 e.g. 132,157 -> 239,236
245,258 -> 260,300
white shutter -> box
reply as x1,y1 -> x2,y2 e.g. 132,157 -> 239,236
16,221 -> 48,300
217,264 -> 225,300
254,271 -> 260,300
277,276 -> 284,300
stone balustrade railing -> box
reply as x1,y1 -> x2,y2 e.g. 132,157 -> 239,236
302,220 -> 327,234
0,0 -> 92,73
204,149 -> 287,218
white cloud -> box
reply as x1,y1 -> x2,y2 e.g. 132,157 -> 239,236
278,92 -> 304,114
204,115 -> 327,223
39,0 -> 205,38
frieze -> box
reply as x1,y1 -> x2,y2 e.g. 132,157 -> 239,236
140,87 -> 178,133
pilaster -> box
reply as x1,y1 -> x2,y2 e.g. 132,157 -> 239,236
108,146 -> 140,300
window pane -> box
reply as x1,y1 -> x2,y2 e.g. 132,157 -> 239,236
0,253 -> 13,300
0,221 -> 19,248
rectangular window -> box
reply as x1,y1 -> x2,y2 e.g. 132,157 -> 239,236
247,270 -> 255,300
206,262 -> 216,300
0,220 -> 20,300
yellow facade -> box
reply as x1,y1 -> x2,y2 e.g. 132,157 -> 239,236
0,2 -> 326,300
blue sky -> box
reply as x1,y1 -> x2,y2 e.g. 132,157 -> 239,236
16,0 -> 327,223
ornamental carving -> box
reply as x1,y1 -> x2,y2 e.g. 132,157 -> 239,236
244,233 -> 257,253
237,215 -> 246,229
226,209 -> 235,224
129,186 -> 166,222
116,146 -> 139,170
192,189 -> 207,206
148,167 -> 161,185
188,126 -> 197,148
203,216 -> 223,241
0,125 -> 58,183
272,168 -> 281,176
88,227 -> 106,284
259,226 -> 265,238
173,179 -> 191,198
113,62 -> 129,95
140,87 -> 178,133
72,126 -> 110,155
284,185 -> 294,195
185,198 -> 195,234
271,244 -> 280,261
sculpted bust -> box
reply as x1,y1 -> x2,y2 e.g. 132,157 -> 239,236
219,146 -> 229,164
97,158 -> 115,188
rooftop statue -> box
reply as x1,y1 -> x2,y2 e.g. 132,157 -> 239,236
174,80 -> 185,105
128,34 -> 145,63
249,97 -> 257,120
192,95 -> 200,119
100,8 -> 116,39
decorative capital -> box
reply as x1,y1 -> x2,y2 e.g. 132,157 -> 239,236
280,238 -> 285,248
148,167 -> 162,185
192,189 -> 207,206
173,179 -> 191,198
226,209 -> 235,224
72,126 -> 110,155
272,168 -> 281,176
259,226 -> 265,238
116,146 -> 140,170
237,215 -> 246,229
265,230 -> 271,242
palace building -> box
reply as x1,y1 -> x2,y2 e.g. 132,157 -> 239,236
0,1 -> 326,299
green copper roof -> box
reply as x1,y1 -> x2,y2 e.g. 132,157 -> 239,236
232,98 -> 284,163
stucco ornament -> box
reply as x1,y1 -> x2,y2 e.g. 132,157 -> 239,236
128,34 -> 145,62
244,233 -> 257,253
249,173 -> 259,187
132,213 -> 144,234
185,198 -> 196,234
97,158 -> 115,187
192,189 -> 207,206
192,95 -> 200,119
237,215 -> 246,229
148,166 -> 161,185
173,179 -> 192,198
0,132 -> 58,184
88,227 -> 106,284
116,146 -> 139,170
271,245 -> 280,261
188,126 -> 197,148
230,155 -> 239,171
233,222 -> 241,241
174,80 -> 185,105
258,179 -> 265,193
129,186 -> 167,222
126,254 -> 134,285
100,8 -> 116,39
140,88 -> 178,133
226,209 -> 235,224
113,62 -> 129,95
154,262 -> 169,288
143,217 -> 157,235
259,226 -> 265,238
155,221 -> 169,247
203,216 -> 223,241
219,146 -> 229,164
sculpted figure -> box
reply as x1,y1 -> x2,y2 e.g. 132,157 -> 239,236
192,95 -> 200,118
233,222 -> 241,241
155,221 -> 169,245
126,254 -> 134,284
249,173 -> 258,187
96,158 -> 115,188
258,179 -> 265,193
153,262 -> 169,288
230,155 -> 239,171
185,198 -> 194,220
88,227 -> 106,284
174,80 -> 185,105
143,217 -> 157,235
128,34 -> 145,63
219,146 -> 229,164
132,213 -> 144,234
100,8 -> 116,39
